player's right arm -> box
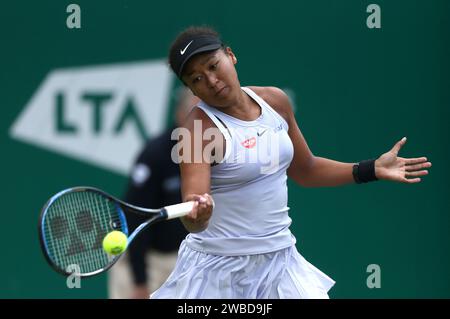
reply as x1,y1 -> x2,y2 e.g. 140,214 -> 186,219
178,107 -> 220,233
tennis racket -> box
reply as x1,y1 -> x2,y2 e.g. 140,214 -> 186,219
38,186 -> 194,278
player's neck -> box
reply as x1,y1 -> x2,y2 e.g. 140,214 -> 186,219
221,89 -> 261,121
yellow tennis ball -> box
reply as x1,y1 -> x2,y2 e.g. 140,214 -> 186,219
102,231 -> 128,255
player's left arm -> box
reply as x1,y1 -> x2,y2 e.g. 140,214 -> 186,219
259,86 -> 353,187
261,87 -> 431,187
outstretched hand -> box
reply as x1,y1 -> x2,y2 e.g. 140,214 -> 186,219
375,137 -> 432,183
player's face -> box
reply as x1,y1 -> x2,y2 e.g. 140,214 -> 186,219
182,47 -> 240,108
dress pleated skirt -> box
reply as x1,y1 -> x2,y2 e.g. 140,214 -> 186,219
151,241 -> 335,299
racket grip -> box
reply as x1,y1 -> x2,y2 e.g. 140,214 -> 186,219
164,201 -> 195,220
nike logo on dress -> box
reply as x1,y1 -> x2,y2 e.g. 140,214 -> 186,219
257,129 -> 268,137
180,40 -> 193,55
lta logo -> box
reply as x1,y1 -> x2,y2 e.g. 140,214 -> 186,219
10,60 -> 173,175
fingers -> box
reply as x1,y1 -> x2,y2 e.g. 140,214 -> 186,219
392,137 -> 407,154
192,194 -> 207,205
187,201 -> 199,219
186,193 -> 214,221
405,170 -> 429,177
192,194 -> 213,210
203,193 -> 215,209
401,154 -> 430,182
404,157 -> 430,165
402,157 -> 431,170
402,177 -> 422,184
405,161 -> 432,171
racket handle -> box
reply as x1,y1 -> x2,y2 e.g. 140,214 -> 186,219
164,201 -> 195,219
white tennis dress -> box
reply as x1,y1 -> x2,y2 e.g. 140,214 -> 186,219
151,87 -> 335,299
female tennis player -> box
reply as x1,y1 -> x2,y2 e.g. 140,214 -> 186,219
151,26 -> 432,299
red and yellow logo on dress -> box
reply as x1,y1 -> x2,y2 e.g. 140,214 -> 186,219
241,137 -> 256,149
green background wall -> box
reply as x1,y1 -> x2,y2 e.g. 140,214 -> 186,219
1,0 -> 448,298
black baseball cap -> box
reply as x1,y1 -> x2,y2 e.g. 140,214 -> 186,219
170,35 -> 223,79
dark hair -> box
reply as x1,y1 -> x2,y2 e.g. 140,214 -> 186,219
168,26 -> 225,78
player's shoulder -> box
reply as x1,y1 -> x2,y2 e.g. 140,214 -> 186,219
182,103 -> 215,131
247,86 -> 294,122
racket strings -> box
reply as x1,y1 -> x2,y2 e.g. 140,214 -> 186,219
42,190 -> 125,275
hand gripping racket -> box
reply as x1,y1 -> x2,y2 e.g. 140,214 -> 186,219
38,186 -> 194,277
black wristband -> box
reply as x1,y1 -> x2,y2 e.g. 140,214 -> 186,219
352,164 -> 361,184
353,159 -> 378,184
